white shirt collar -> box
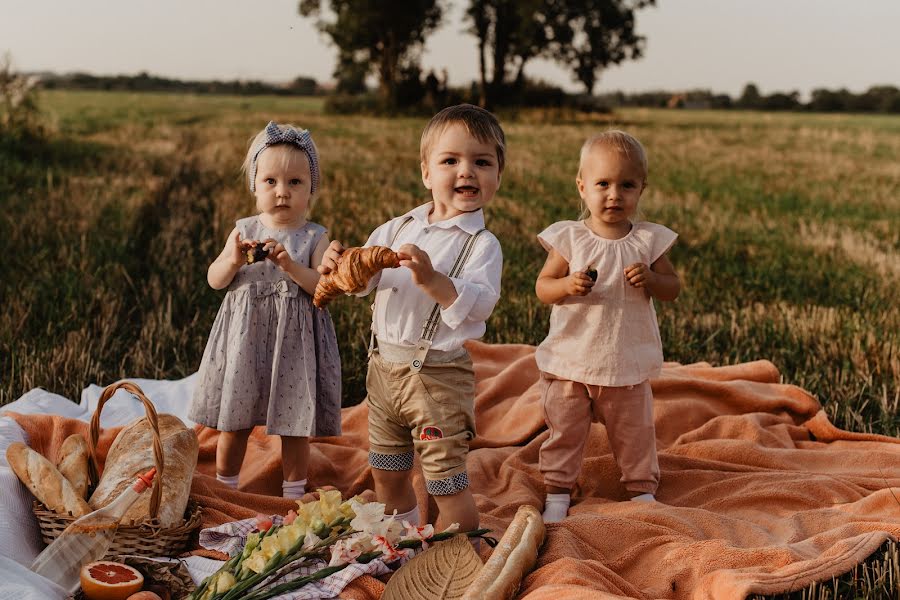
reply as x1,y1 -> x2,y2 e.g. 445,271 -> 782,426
406,201 -> 486,235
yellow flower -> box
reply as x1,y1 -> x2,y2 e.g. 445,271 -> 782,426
211,570 -> 236,593
339,497 -> 360,520
317,489 -> 344,523
260,533 -> 281,561
244,551 -> 269,574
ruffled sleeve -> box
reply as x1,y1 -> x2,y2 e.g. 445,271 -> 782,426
537,220 -> 578,262
635,222 -> 678,264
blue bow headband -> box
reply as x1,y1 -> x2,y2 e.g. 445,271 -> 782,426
248,121 -> 320,195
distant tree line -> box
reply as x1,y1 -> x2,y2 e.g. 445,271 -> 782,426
39,71 -> 322,96
33,70 -> 900,115
600,83 -> 900,113
298,0 -> 654,110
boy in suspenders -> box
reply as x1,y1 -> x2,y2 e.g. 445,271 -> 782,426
319,105 -> 505,534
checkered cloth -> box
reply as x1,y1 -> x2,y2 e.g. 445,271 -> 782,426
197,516 -> 400,600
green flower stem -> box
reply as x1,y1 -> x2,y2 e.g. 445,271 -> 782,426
396,528 -> 496,548
239,564 -> 349,600
217,550 -> 285,600
188,549 -> 245,600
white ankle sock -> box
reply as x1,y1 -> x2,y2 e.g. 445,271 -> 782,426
542,493 -> 571,523
630,493 -> 656,503
391,505 -> 420,526
216,473 -> 239,489
282,479 -> 307,499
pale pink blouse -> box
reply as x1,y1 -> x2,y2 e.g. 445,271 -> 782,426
534,220 -> 678,386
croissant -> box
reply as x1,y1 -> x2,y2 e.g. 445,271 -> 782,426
313,245 -> 401,308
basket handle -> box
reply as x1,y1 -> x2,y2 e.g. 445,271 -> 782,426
87,381 -> 164,519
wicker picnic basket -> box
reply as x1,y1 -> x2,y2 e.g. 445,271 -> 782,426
33,380 -> 202,557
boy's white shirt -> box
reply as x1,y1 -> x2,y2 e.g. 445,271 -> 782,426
357,202 -> 502,351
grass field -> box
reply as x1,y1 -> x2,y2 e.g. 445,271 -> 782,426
1,91 -> 899,597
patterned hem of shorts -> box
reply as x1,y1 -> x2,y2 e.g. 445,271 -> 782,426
369,451 -> 415,471
426,471 -> 470,496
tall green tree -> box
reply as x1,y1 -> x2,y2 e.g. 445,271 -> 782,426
466,0 -> 560,108
465,0 -> 654,106
298,0 -> 445,104
553,0 -> 654,95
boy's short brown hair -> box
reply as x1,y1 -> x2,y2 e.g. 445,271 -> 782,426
420,104 -> 506,173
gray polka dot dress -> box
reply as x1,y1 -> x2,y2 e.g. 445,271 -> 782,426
189,216 -> 342,437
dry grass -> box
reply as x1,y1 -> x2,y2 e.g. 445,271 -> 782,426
1,91 -> 899,598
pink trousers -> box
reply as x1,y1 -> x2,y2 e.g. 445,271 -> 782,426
539,374 -> 659,494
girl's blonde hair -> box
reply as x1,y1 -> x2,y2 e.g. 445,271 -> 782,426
578,130 -> 648,182
242,121 -> 321,209
577,130 -> 648,220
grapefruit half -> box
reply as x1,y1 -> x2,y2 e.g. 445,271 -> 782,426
80,560 -> 144,600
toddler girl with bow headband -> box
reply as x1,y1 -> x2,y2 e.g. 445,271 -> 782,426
189,121 -> 342,499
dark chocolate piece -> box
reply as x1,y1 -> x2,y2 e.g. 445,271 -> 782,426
246,244 -> 269,264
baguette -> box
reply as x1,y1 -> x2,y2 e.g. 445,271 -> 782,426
461,504 -> 545,600
5,442 -> 91,516
57,433 -> 90,499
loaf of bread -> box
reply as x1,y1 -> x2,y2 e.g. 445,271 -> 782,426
5,442 -> 91,516
88,414 -> 198,527
461,504 -> 545,600
56,433 -> 90,499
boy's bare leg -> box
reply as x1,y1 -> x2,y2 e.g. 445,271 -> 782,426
373,467 -> 417,515
281,435 -> 310,482
433,488 -> 479,532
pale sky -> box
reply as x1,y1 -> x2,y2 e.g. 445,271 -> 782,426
2,0 -> 898,98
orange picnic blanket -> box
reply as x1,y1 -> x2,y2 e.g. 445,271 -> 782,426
12,341 -> 900,599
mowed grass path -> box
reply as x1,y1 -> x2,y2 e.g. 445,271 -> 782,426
1,91 -> 898,441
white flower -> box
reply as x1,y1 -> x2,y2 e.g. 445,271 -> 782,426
328,537 -> 362,567
372,534 -> 412,563
441,523 -> 460,534
302,529 -> 323,551
349,499 -> 386,533
401,522 -> 434,542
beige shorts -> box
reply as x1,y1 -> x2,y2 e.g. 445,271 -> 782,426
366,348 -> 476,496
539,374 -> 659,494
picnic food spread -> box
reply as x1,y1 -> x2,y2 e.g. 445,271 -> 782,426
312,245 -> 401,307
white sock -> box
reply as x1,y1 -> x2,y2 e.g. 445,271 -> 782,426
542,493 -> 571,523
631,493 -> 656,503
216,473 -> 239,489
282,479 -> 307,499
391,505 -> 420,526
